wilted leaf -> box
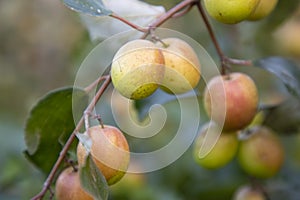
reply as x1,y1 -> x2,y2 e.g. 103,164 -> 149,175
80,0 -> 165,41
253,57 -> 300,99
24,87 -> 88,173
80,155 -> 109,200
63,0 -> 112,16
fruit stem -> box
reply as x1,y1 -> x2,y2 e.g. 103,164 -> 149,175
31,75 -> 111,200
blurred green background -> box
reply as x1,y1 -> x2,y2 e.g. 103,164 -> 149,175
1,0 -> 300,199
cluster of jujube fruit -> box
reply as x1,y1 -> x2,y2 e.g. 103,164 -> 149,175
55,37 -> 202,199
193,71 -> 284,185
111,37 -> 201,99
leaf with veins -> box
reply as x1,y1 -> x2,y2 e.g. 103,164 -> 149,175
80,0 -> 165,41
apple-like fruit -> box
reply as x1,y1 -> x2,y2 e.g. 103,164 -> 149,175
204,0 -> 259,24
238,126 -> 284,178
156,38 -> 201,94
247,0 -> 278,21
273,11 -> 300,57
55,167 -> 93,200
204,72 -> 259,131
77,125 -> 130,185
233,185 -> 266,200
111,39 -> 165,100
193,122 -> 238,169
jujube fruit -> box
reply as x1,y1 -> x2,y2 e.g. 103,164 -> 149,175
77,125 -> 130,185
238,126 -> 284,178
111,39 -> 165,100
204,0 -> 259,24
156,37 -> 201,94
247,0 -> 278,21
55,167 -> 93,200
233,185 -> 266,200
204,72 -> 259,131
193,122 -> 239,169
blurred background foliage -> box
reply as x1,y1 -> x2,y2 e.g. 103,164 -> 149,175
1,0 -> 300,199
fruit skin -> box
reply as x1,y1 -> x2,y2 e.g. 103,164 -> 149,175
77,125 -> 130,185
238,126 -> 284,178
204,72 -> 259,131
55,167 -> 93,200
111,39 -> 165,100
247,0 -> 278,21
193,122 -> 239,169
233,185 -> 266,200
204,0 -> 259,24
156,38 -> 201,94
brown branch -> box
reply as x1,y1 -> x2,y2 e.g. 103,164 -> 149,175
31,75 -> 111,200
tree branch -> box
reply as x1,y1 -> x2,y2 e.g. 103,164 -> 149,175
31,75 -> 111,200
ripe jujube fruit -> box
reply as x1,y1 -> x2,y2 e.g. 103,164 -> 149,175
204,0 -> 259,24
193,122 -> 239,169
55,167 -> 93,200
156,37 -> 201,94
77,125 -> 130,185
111,39 -> 165,100
238,126 -> 284,178
204,72 -> 259,131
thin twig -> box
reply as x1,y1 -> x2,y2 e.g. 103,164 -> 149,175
141,0 -> 199,39
84,75 -> 108,93
196,2 -> 253,74
196,2 -> 225,61
172,4 -> 194,18
110,13 -> 148,33
31,75 -> 111,200
224,57 -> 253,66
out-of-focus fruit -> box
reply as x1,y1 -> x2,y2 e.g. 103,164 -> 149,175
238,126 -> 284,178
233,185 -> 266,200
193,122 -> 239,169
55,167 -> 93,200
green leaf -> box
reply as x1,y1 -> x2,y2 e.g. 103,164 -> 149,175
63,0 -> 112,16
134,89 -> 200,121
253,57 -> 300,99
80,155 -> 109,200
263,97 -> 300,135
24,87 -> 88,173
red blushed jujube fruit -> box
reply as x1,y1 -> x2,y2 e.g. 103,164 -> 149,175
55,167 -> 93,200
204,72 -> 259,131
238,126 -> 284,178
77,125 -> 130,185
